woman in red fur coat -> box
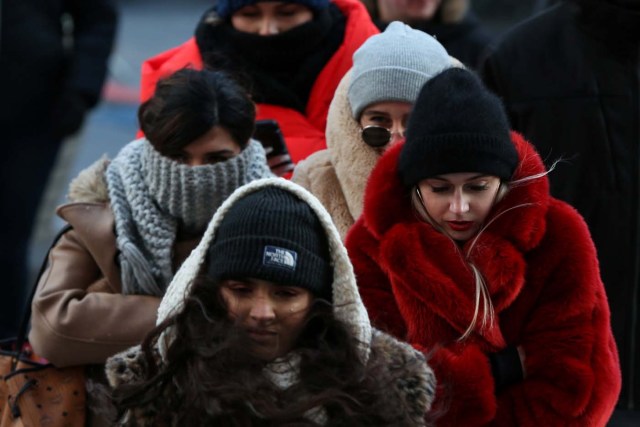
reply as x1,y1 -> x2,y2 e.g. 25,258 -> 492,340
345,68 -> 622,426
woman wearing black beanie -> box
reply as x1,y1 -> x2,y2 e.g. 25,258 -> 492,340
345,67 -> 621,426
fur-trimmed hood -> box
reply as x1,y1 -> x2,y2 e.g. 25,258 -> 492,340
324,70 -> 384,223
66,156 -> 110,204
291,70 -> 404,239
156,178 -> 373,359
107,178 -> 437,425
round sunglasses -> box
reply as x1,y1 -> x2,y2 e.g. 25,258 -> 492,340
360,125 -> 404,148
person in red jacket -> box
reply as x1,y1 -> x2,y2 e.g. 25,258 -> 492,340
345,67 -> 621,426
139,0 -> 378,171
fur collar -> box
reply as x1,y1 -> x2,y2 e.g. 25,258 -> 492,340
360,133 -> 551,347
325,70 -> 383,221
363,131 -> 550,248
66,156 -> 110,204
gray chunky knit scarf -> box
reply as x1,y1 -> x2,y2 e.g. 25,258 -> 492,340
106,138 -> 272,296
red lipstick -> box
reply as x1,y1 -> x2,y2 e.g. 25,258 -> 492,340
447,221 -> 473,232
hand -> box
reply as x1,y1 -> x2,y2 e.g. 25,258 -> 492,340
266,152 -> 295,177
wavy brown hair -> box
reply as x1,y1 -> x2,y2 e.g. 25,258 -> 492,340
111,275 -> 425,426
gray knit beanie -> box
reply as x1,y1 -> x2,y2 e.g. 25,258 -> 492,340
348,21 -> 451,119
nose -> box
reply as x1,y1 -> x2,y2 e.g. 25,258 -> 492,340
450,189 -> 470,214
389,121 -> 405,143
249,296 -> 276,321
258,17 -> 278,35
186,158 -> 204,167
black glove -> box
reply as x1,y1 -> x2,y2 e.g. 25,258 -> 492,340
50,90 -> 90,139
489,346 -> 524,392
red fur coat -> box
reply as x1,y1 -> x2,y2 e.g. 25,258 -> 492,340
345,133 -> 621,426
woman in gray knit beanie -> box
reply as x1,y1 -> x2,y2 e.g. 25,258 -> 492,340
28,68 -> 273,423
293,21 -> 456,239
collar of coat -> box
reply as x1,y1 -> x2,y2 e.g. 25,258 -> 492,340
359,132 -> 551,347
325,70 -> 383,221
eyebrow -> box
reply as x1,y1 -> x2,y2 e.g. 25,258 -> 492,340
430,174 -> 490,182
362,110 -> 390,116
207,149 -> 236,156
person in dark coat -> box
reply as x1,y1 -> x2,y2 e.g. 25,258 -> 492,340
360,0 -> 491,70
345,67 -> 621,426
0,0 -> 118,339
480,0 -> 640,418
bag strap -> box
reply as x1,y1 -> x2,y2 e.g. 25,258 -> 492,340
12,224 -> 73,365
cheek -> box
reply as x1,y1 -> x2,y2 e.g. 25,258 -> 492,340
423,196 -> 446,219
220,291 -> 240,319
231,17 -> 257,33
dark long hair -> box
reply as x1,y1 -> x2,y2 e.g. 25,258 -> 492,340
138,68 -> 256,155
111,275 -> 422,425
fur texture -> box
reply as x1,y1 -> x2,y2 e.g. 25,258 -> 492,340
106,330 -> 435,426
67,156 -> 110,204
107,178 -> 437,425
345,133 -> 621,426
292,71 -> 381,239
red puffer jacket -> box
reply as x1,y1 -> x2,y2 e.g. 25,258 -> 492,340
139,0 -> 378,165
345,133 -> 621,426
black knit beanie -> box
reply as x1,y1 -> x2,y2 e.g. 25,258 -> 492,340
206,187 -> 332,299
399,68 -> 519,188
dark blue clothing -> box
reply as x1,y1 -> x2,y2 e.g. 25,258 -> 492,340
481,0 -> 640,411
0,0 -> 117,338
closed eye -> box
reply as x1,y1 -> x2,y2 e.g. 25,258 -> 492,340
465,183 -> 490,192
274,288 -> 299,298
430,186 -> 451,193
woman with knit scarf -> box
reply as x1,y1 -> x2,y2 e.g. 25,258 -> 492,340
105,178 -> 436,426
345,68 -> 621,425
138,0 -> 378,168
28,68 -> 273,425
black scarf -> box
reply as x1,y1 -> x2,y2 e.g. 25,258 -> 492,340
195,5 -> 346,113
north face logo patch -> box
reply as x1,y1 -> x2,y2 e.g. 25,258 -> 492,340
263,246 -> 297,270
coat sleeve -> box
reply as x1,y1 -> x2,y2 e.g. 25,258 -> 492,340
492,203 -> 621,426
345,218 -> 407,339
65,0 -> 118,105
29,228 -> 160,367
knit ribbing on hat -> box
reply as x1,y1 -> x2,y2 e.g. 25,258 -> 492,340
399,68 -> 519,187
142,139 -> 272,234
215,0 -> 329,19
207,187 -> 332,298
348,21 -> 450,118
105,138 -> 272,296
